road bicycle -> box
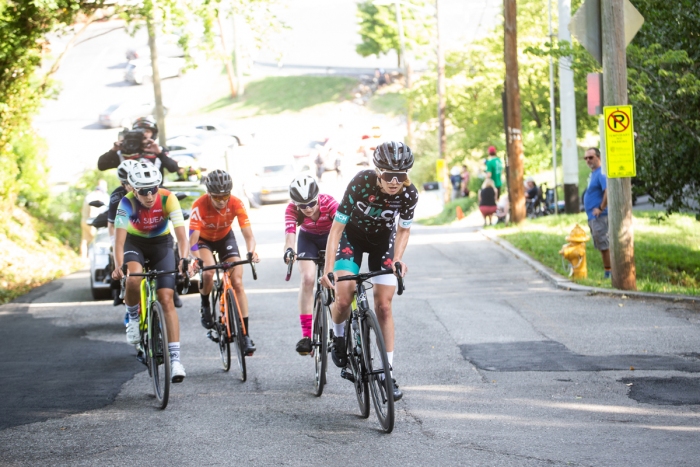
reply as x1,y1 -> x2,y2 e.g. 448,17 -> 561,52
286,250 -> 334,396
332,265 -> 404,433
197,252 -> 257,382
121,260 -> 189,410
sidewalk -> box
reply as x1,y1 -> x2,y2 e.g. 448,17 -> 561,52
481,228 -> 698,305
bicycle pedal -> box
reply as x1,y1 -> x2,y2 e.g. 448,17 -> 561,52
206,330 -> 220,343
340,367 -> 355,383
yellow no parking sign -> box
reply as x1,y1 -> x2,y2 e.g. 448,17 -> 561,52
603,105 -> 637,178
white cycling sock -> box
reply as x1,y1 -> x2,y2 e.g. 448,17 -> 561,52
333,321 -> 345,338
386,351 -> 394,368
169,342 -> 181,363
126,304 -> 139,322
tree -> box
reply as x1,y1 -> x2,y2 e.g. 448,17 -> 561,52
355,0 -> 432,67
0,0 -> 108,207
626,0 -> 700,215
407,0 -> 597,184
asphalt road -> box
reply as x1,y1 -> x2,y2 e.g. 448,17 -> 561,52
1,204 -> 699,466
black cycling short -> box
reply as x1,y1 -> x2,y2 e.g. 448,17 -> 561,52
123,234 -> 176,290
335,225 -> 396,286
197,230 -> 240,261
297,229 -> 328,258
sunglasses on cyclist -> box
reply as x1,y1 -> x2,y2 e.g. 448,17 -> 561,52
377,169 -> 409,183
210,193 -> 231,202
136,186 -> 158,196
295,199 -> 318,210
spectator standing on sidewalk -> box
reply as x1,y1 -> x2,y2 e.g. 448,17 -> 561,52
484,146 -> 503,198
460,165 -> 470,197
478,178 -> 498,226
583,147 -> 611,279
450,166 -> 462,200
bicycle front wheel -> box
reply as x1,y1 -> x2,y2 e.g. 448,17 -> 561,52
347,319 -> 369,418
213,290 -> 231,371
363,310 -> 394,432
312,294 -> 328,397
149,301 -> 171,410
227,289 -> 247,382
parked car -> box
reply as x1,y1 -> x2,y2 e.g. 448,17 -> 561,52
98,101 -> 163,129
245,156 -> 313,206
124,57 -> 185,85
86,205 -> 112,300
193,121 -> 252,146
126,34 -> 184,61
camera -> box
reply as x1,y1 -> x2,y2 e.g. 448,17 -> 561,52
120,129 -> 146,155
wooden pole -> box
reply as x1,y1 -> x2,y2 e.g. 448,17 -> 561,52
504,0 -> 525,222
601,0 -> 636,289
436,0 -> 448,201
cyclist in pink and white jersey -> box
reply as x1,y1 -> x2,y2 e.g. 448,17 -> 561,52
283,175 -> 338,355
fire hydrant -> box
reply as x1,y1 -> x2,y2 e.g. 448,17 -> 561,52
559,224 -> 590,279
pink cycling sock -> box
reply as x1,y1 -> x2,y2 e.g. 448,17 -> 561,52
300,314 -> 312,338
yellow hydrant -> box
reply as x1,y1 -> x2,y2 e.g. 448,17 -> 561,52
559,224 -> 590,279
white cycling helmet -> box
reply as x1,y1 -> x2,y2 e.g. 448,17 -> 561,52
289,175 -> 319,204
127,161 -> 162,189
117,159 -> 140,183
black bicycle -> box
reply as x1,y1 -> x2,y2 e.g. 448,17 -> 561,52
198,252 -> 257,381
332,265 -> 404,433
286,251 -> 334,396
121,261 -> 189,409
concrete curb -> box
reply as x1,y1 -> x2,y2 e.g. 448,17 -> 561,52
481,229 -> 698,305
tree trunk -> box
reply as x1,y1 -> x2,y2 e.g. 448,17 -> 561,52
147,12 -> 166,146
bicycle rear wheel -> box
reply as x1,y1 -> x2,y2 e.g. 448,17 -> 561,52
363,309 -> 395,432
213,289 -> 231,371
312,294 -> 327,396
228,289 -> 247,382
149,301 -> 171,410
346,319 -> 369,418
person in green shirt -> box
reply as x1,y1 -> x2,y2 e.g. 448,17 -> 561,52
484,146 -> 503,198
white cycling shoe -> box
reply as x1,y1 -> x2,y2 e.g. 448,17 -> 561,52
125,321 -> 140,345
171,361 -> 186,383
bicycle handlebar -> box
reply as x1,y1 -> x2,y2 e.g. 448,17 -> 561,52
332,262 -> 405,296
196,252 -> 258,281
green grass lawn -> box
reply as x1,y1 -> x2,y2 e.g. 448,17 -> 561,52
417,196 -> 478,226
496,211 -> 700,296
201,76 -> 358,116
367,90 -> 406,116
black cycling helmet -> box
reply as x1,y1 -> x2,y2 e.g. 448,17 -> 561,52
289,175 -> 319,204
373,141 -> 414,171
133,117 -> 158,139
205,169 -> 233,195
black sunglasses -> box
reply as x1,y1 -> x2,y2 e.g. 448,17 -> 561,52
136,186 -> 158,196
378,170 -> 408,183
295,200 -> 318,210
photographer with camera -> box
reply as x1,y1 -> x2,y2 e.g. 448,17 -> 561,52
98,117 -> 180,183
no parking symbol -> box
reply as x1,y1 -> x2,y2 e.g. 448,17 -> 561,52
603,105 -> 637,178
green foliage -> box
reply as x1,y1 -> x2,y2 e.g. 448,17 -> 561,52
355,0 -> 432,66
499,211 -> 700,296
202,76 -> 357,116
408,0 -> 598,176
625,0 -> 700,215
368,90 -> 406,116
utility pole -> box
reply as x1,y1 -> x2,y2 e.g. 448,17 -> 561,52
146,4 -> 166,146
504,0 -> 525,223
602,0 -> 636,289
547,0 -> 559,214
436,0 -> 448,200
559,0 -> 579,213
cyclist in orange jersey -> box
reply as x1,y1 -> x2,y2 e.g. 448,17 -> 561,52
189,170 -> 260,355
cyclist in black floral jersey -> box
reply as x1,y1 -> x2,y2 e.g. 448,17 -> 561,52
321,141 -> 418,401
